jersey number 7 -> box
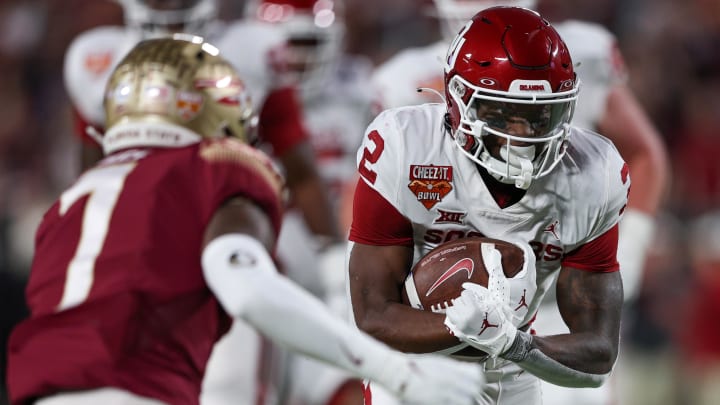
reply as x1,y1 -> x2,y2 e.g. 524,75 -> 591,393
57,163 -> 135,311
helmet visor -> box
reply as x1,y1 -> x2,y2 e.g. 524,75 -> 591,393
469,98 -> 574,140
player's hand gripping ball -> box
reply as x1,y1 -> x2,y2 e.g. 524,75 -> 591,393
402,237 -> 536,358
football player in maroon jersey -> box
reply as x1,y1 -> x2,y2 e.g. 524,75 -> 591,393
7,35 -> 484,405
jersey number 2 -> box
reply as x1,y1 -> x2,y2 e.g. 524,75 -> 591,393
358,130 -> 385,184
57,163 -> 135,311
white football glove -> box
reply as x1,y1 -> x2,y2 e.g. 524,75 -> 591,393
378,352 -> 485,405
444,283 -> 518,358
444,244 -> 519,358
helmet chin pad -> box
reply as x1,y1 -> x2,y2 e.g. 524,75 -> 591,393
483,144 -> 535,189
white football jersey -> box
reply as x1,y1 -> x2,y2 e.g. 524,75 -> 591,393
64,21 -> 287,129
63,26 -> 141,126
370,20 -> 625,130
555,20 -> 627,129
355,103 -> 630,326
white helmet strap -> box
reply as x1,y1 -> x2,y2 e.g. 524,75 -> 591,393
481,144 -> 535,189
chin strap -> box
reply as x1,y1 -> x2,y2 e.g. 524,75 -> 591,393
85,126 -> 104,146
514,159 -> 533,189
496,144 -> 535,189
461,121 -> 537,189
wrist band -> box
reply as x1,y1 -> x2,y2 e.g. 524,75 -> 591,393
501,330 -> 533,362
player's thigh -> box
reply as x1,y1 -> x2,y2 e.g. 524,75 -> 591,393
540,380 -> 613,405
362,380 -> 400,405
482,360 -> 542,405
36,388 -> 166,405
202,321 -> 276,405
287,354 -> 361,405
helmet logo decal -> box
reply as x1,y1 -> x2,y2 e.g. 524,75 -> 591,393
479,78 -> 496,87
445,20 -> 473,73
450,79 -> 466,97
84,51 -> 113,76
509,80 -> 551,93
559,79 -> 575,90
177,91 -> 204,121
194,77 -> 244,89
408,165 -> 454,210
143,84 -> 170,101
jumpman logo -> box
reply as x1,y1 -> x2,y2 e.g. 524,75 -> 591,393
478,312 -> 498,335
544,219 -> 560,240
514,289 -> 528,311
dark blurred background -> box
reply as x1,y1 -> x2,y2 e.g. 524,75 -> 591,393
1,0 -> 719,404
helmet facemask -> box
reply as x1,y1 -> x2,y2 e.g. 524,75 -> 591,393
448,74 -> 577,189
442,7 -> 578,189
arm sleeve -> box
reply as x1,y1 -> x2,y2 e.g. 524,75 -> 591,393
348,178 -> 414,246
503,331 -> 610,388
561,224 -> 619,272
202,234 -> 408,390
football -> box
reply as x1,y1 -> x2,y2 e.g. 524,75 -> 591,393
402,236 -> 530,358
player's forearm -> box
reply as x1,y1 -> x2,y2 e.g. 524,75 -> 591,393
203,234 -> 397,381
625,149 -> 668,214
354,302 -> 459,353
600,85 -> 669,215
502,330 -> 616,388
282,154 -> 341,240
617,209 -> 655,300
290,176 -> 342,240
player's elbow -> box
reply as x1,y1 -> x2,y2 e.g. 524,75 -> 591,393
352,309 -> 389,342
352,312 -> 378,336
593,339 -> 619,378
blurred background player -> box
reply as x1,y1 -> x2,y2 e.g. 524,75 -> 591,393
370,2 -> 669,402
63,0 -> 341,272
247,1 -> 376,403
6,35 -> 486,405
62,1 -> 343,404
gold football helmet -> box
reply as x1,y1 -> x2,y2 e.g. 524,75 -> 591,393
103,34 -> 256,154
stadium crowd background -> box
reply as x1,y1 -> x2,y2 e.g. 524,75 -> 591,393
0,0 -> 718,403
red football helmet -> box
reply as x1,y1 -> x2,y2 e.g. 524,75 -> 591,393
444,7 -> 578,189
249,0 -> 344,95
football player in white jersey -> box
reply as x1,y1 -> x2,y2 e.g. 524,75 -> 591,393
63,2 -> 342,404
372,0 -> 668,304
248,1 -> 376,404
349,7 -> 629,404
370,2 -> 668,403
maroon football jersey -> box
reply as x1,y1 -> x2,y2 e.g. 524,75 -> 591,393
7,139 -> 284,405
